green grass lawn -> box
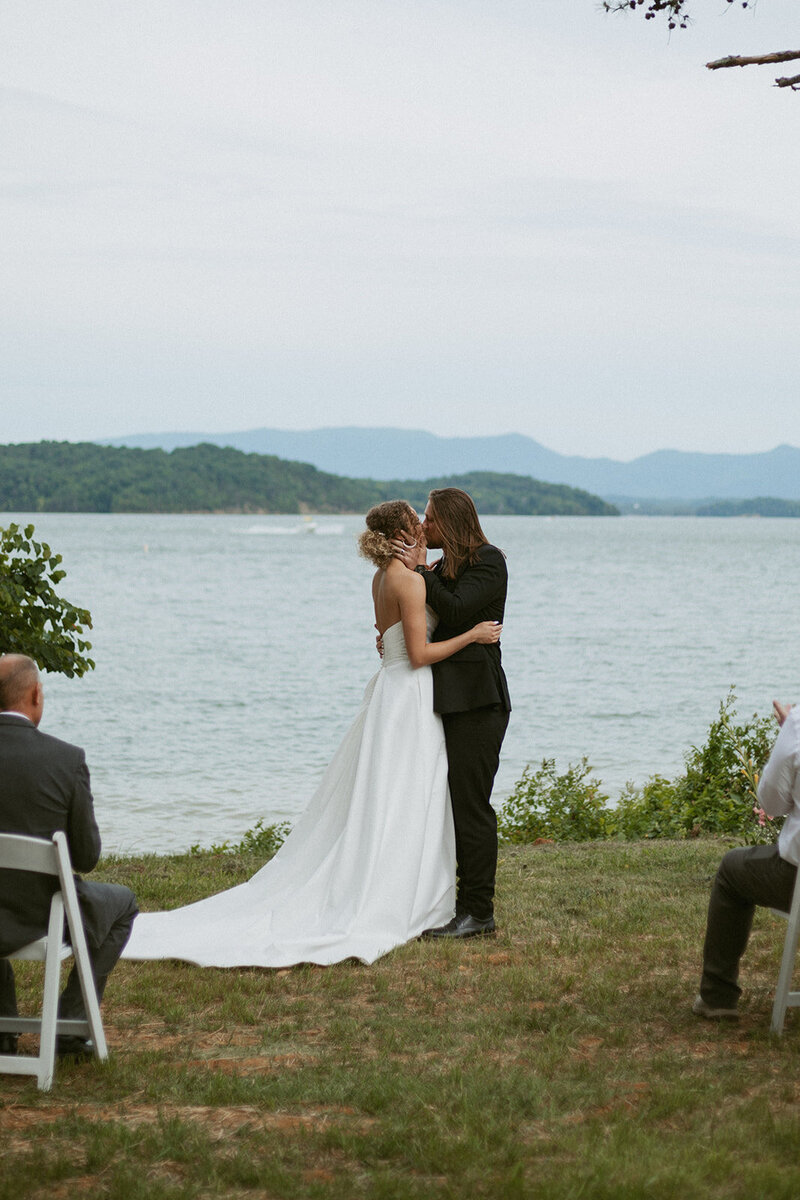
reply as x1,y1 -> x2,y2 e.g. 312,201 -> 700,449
2,839 -> 800,1199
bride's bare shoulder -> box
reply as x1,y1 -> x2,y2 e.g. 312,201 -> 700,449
393,564 -> 425,597
376,560 -> 422,596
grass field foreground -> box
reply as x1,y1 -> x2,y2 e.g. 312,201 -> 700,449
2,839 -> 800,1199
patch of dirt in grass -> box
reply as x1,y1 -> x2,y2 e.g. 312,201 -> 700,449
189,1052 -> 319,1075
8,1023 -> 325,1084
301,1167 -> 337,1184
557,1081 -> 651,1128
569,1036 -> 604,1060
29,1176 -> 108,1200
0,1100 -> 376,1146
662,1028 -> 757,1059
112,1023 -> 265,1054
28,1162 -> 191,1200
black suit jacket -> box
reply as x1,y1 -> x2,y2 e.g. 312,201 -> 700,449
0,714 -> 101,954
423,543 -> 511,715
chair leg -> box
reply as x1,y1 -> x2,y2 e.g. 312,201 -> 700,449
772,908 -> 800,1035
55,831 -> 108,1062
74,959 -> 108,1061
37,897 -> 66,1089
64,908 -> 108,1061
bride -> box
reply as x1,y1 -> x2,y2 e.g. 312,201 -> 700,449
122,500 -> 502,967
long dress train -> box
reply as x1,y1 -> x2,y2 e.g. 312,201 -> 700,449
122,615 -> 455,967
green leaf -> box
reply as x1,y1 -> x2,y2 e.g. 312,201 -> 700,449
0,522 -> 95,677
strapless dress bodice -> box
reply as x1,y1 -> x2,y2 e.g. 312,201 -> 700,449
382,622 -> 409,666
382,608 -> 437,667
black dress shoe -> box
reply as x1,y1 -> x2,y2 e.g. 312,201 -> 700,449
56,1036 -> 95,1061
0,1033 -> 18,1055
424,913 -> 496,939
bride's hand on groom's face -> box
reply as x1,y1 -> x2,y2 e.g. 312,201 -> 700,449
390,527 -> 427,570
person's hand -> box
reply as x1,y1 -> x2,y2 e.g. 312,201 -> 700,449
773,700 -> 793,726
471,621 -> 502,644
389,527 -> 427,570
375,625 -> 384,659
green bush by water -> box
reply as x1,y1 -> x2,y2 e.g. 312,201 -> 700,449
496,756 -> 612,843
498,690 -> 780,845
189,818 -> 290,859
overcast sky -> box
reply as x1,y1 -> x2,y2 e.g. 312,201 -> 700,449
2,1 -> 799,459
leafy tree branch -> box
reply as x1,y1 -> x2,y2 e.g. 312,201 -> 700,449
0,523 -> 94,677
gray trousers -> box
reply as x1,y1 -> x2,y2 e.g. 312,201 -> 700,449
0,881 -> 138,1022
700,844 -> 796,1008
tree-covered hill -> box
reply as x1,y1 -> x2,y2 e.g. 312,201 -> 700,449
0,441 -> 618,516
387,472 -> 618,517
0,441 -> 378,514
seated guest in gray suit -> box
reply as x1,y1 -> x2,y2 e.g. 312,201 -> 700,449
0,654 -> 138,1058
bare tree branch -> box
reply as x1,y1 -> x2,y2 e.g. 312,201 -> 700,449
604,3 -> 799,92
706,50 -> 800,71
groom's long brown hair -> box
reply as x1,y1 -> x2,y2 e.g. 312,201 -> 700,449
427,488 -> 490,580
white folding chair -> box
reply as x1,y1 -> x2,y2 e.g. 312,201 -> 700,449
0,831 -> 108,1089
771,869 -> 800,1035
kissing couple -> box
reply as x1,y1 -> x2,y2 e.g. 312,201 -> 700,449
123,487 -> 511,967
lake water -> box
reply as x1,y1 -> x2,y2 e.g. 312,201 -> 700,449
3,512 -> 799,854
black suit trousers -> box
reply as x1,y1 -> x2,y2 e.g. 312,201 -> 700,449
442,703 -> 509,921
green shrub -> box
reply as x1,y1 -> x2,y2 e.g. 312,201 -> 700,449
189,819 -> 290,859
677,690 -> 776,840
500,690 -> 781,845
236,818 -> 291,857
612,775 -> 686,840
497,757 -> 611,843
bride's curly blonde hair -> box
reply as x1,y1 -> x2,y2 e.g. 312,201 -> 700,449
358,499 -> 419,568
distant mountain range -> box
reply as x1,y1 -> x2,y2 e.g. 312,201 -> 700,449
99,428 -> 800,502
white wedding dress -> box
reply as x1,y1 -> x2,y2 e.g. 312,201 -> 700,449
122,613 -> 456,967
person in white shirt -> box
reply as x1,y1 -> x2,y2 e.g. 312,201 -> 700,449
694,700 -> 800,1019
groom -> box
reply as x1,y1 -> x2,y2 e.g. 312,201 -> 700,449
395,488 -> 510,938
